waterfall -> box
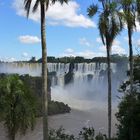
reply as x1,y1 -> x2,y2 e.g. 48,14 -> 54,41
0,62 -> 127,109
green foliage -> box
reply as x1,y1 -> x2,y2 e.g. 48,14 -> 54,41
133,56 -> 140,82
48,101 -> 71,115
36,55 -> 128,64
48,127 -> 118,140
49,127 -> 75,140
118,0 -> 139,31
0,75 -> 37,140
78,127 -> 95,140
87,1 -> 123,48
95,133 -> 105,140
116,56 -> 140,140
116,92 -> 140,140
87,4 -> 98,17
119,55 -> 140,93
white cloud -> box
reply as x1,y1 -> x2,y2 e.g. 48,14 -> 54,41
22,52 -> 28,57
99,45 -> 126,54
65,48 -> 74,53
13,0 -> 95,28
135,39 -> 140,47
96,37 -> 102,43
60,49 -> 105,58
124,36 -> 134,42
124,36 -> 128,42
0,57 -> 16,62
79,38 -> 92,47
113,40 -> 121,46
135,21 -> 140,32
96,38 -> 121,46
9,57 -> 16,62
112,45 -> 126,54
19,35 -> 41,44
97,39 -> 126,54
76,50 -> 105,58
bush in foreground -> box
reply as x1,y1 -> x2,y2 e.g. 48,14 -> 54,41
0,75 -> 36,140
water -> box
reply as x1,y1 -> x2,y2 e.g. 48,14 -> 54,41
0,62 -> 127,136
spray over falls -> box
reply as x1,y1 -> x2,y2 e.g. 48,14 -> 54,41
0,62 -> 127,110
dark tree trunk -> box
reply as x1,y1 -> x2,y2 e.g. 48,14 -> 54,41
41,3 -> 48,140
106,44 -> 112,140
128,26 -> 134,140
128,27 -> 133,94
10,133 -> 15,140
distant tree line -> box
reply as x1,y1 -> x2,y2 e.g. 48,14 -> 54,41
36,54 -> 128,64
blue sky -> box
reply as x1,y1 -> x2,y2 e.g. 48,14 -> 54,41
0,0 -> 140,61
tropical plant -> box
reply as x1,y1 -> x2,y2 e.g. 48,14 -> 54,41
49,127 -> 75,140
116,2 -> 140,139
87,1 -> 123,139
23,0 -> 69,139
78,127 -> 95,140
116,55 -> 140,140
116,92 -> 140,140
0,75 -> 36,140
117,0 -> 138,95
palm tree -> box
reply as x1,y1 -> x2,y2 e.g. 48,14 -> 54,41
0,75 -> 36,140
23,0 -> 68,139
87,1 -> 123,139
117,1 -> 140,139
118,0 -> 137,95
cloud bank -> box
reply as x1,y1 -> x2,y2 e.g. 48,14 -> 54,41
13,0 -> 95,28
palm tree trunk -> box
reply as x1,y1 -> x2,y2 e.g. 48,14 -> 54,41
128,27 -> 134,140
10,127 -> 15,140
106,45 -> 112,140
128,27 -> 133,94
41,3 -> 48,140
10,134 -> 15,140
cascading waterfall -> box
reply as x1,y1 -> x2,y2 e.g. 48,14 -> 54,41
0,62 -> 126,110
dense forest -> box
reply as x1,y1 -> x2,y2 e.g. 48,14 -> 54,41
36,54 -> 128,64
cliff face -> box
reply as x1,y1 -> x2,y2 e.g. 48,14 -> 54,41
64,62 -> 74,85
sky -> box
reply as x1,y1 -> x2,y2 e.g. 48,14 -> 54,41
0,0 -> 140,61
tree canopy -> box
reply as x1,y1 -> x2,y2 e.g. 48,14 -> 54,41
0,75 -> 37,140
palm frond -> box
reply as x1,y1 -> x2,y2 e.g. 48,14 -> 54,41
87,4 -> 98,18
98,3 -> 124,48
51,0 -> 69,5
98,13 -> 106,46
33,0 -> 40,13
45,0 -> 49,11
136,0 -> 140,22
24,0 -> 32,18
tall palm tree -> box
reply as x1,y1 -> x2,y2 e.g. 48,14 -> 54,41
117,1 -> 140,139
87,1 -> 123,139
23,0 -> 68,140
118,0 -> 137,95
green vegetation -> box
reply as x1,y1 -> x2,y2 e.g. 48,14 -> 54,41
116,56 -> 140,140
0,75 -> 36,140
116,92 -> 140,140
118,0 -> 139,99
36,55 -> 128,64
1,0 -> 140,140
0,74 -> 71,139
48,101 -> 71,115
48,127 -> 117,140
24,0 -> 70,139
0,74 -> 71,116
49,127 -> 75,140
87,1 -> 123,139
